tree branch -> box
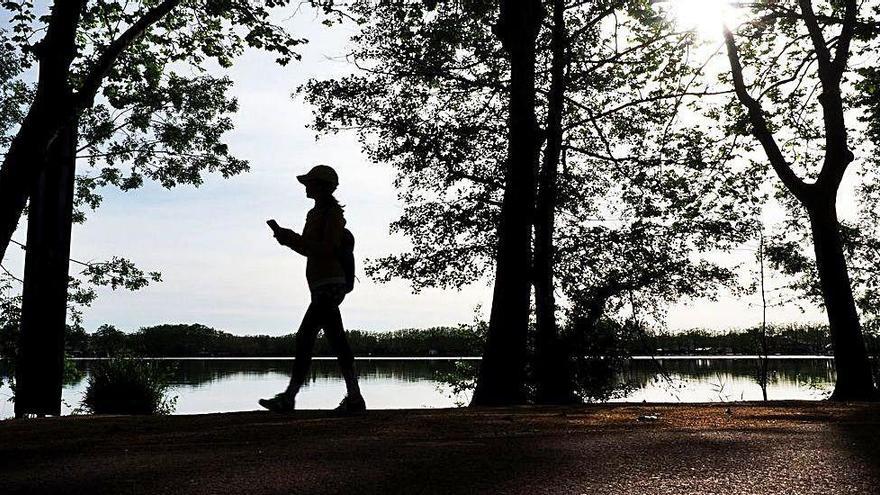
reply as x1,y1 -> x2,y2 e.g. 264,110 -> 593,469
758,7 -> 880,40
794,0 -> 855,191
797,0 -> 833,80
9,238 -> 112,269
723,27 -> 810,202
0,263 -> 22,283
448,169 -> 504,190
832,0 -> 857,79
561,88 -> 734,131
74,0 -> 181,110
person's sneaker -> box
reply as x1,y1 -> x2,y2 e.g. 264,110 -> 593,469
334,395 -> 366,414
259,393 -> 295,413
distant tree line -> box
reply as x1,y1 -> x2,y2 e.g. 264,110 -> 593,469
563,321 -> 879,358
50,323 -> 487,358
648,324 -> 879,357
2,322 -> 875,360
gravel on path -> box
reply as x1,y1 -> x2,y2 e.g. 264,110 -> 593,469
1,402 -> 878,494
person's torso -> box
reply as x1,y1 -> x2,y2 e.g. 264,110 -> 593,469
302,204 -> 347,289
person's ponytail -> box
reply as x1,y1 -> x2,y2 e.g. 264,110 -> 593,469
327,194 -> 344,210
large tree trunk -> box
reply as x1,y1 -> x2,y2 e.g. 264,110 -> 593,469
471,0 -> 544,406
14,123 -> 78,417
0,107 -> 71,263
0,0 -> 83,265
807,199 -> 876,400
534,0 -> 571,405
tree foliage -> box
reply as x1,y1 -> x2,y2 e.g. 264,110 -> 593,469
1,0 -> 305,220
0,0 -> 308,327
715,1 -> 880,326
301,0 -> 763,329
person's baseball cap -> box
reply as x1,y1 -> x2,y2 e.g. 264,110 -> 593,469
297,164 -> 339,187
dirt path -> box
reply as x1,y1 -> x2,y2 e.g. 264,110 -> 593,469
1,402 -> 878,494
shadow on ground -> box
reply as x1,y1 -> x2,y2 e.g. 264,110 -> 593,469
1,402 -> 877,494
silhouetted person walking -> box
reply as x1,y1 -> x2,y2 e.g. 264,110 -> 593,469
260,165 -> 365,414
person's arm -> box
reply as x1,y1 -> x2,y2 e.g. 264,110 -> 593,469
283,231 -> 310,256
267,219 -> 304,254
289,208 -> 344,257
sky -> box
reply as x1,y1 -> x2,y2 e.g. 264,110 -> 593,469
3,3 -> 829,335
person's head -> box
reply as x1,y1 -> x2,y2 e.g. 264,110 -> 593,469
297,165 -> 338,201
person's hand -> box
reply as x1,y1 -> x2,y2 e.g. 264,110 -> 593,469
267,219 -> 289,244
273,227 -> 296,246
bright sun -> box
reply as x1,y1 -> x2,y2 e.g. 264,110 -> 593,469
658,0 -> 743,39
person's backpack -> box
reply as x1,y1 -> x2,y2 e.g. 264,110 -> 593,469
340,228 -> 356,293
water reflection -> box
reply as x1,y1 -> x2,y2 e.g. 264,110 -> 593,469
145,358 -> 461,388
0,357 -> 837,418
615,358 -> 835,402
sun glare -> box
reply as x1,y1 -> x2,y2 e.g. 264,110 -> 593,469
658,0 -> 743,40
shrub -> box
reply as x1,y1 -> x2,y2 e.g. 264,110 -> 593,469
434,360 -> 479,407
81,358 -> 176,415
564,318 -> 639,403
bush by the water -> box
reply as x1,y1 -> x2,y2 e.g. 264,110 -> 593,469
81,358 -> 176,415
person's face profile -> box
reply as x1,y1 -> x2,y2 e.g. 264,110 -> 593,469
303,180 -> 336,200
304,180 -> 320,199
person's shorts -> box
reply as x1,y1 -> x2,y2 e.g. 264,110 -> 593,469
310,283 -> 347,306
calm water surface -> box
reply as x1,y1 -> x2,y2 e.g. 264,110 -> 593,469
0,357 -> 836,418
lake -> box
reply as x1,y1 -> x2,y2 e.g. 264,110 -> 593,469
0,357 -> 837,418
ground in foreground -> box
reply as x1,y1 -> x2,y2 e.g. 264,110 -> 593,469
1,402 -> 878,494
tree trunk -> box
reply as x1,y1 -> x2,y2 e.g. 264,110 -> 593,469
0,109 -> 69,264
471,0 -> 544,406
534,0 -> 570,405
14,123 -> 78,417
0,0 -> 83,265
807,200 -> 876,400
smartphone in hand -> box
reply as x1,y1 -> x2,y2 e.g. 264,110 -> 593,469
266,219 -> 280,233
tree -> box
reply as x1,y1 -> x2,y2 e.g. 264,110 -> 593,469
302,0 -> 762,403
303,0 -> 506,292
722,0 -> 877,400
2,0 -> 305,415
533,0 -> 570,404
91,324 -> 127,357
0,0 -> 304,264
470,0 -> 545,406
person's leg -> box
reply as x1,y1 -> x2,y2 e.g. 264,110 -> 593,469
285,303 -> 322,398
322,303 -> 362,399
